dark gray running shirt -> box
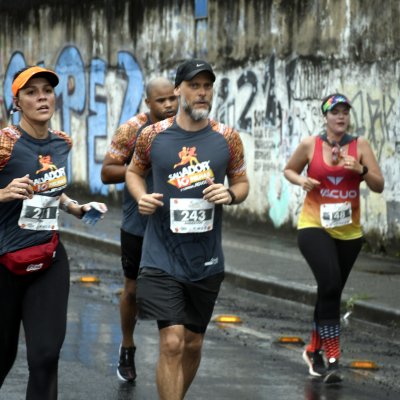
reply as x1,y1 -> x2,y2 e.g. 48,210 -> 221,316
0,125 -> 71,255
132,117 -> 246,281
106,112 -> 153,236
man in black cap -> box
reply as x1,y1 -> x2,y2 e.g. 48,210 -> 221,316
126,58 -> 249,399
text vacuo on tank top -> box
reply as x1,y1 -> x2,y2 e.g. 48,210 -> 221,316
320,189 -> 358,199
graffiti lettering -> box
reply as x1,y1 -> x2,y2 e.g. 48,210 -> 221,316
2,48 -> 144,195
237,70 -> 257,131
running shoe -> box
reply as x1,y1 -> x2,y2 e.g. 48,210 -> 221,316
323,359 -> 343,384
302,349 -> 326,377
117,345 -> 136,382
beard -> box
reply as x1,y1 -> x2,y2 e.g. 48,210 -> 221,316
181,95 -> 211,121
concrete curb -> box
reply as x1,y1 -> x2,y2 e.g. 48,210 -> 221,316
61,228 -> 121,255
224,268 -> 400,328
60,227 -> 400,328
352,300 -> 400,327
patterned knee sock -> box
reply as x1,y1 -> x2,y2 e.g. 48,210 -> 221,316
319,323 -> 340,363
306,323 -> 322,353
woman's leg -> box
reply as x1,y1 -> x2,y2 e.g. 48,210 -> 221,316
335,237 -> 363,291
298,227 -> 344,378
0,267 -> 23,388
298,228 -> 345,322
298,228 -> 363,380
22,242 -> 70,400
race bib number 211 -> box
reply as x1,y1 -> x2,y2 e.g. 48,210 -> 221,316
18,195 -> 60,231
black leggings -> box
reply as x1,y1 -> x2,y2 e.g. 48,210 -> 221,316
297,228 -> 363,324
0,241 -> 70,400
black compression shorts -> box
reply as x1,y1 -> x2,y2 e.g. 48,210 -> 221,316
120,229 -> 143,280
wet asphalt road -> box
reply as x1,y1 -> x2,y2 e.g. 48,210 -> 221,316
1,239 -> 400,400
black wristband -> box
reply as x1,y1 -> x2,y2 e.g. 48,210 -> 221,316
227,188 -> 236,205
360,165 -> 368,176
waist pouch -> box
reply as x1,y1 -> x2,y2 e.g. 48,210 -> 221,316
0,233 -> 59,275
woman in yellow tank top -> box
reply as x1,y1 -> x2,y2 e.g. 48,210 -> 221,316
284,93 -> 384,383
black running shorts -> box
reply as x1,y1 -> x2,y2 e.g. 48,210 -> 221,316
120,229 -> 143,280
136,267 -> 224,333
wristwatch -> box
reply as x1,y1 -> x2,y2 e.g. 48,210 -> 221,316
360,165 -> 368,176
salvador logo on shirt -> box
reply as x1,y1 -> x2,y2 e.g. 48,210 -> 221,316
32,155 -> 67,193
168,146 -> 215,190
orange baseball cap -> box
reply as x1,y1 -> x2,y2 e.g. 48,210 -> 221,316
12,66 -> 59,97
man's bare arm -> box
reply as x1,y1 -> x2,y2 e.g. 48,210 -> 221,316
125,161 -> 163,215
202,174 -> 249,205
101,154 -> 126,184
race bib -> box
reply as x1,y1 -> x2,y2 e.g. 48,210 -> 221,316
320,202 -> 352,228
18,195 -> 60,231
170,198 -> 215,233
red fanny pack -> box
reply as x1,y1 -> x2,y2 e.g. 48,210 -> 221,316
0,233 -> 59,275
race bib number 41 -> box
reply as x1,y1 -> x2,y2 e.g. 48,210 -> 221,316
320,201 -> 352,229
18,195 -> 60,231
170,198 -> 214,233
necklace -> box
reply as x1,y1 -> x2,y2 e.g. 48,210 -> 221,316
320,133 -> 355,165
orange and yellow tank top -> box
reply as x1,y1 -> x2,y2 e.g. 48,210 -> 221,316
297,136 -> 363,240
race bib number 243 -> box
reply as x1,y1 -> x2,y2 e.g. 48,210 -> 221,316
170,198 -> 214,233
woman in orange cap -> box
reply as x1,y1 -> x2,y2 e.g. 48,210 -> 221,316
284,93 -> 384,384
0,66 -> 107,399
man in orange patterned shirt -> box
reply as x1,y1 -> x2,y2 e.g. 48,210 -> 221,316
101,77 -> 178,383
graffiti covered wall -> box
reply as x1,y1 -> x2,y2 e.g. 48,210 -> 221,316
212,56 -> 398,242
0,0 -> 399,247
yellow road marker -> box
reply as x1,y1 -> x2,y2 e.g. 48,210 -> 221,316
79,276 -> 100,283
349,360 -> 379,370
278,336 -> 305,345
212,314 -> 242,323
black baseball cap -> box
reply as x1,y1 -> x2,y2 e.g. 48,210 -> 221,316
174,59 -> 216,87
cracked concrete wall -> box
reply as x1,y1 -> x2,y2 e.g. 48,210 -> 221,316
0,0 -> 399,249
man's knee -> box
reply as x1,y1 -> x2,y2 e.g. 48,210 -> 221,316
123,289 -> 137,304
123,279 -> 137,300
160,328 -> 185,357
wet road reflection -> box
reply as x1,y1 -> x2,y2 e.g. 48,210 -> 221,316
59,283 -> 400,399
304,379 -> 343,400
64,301 -> 120,370
2,266 -> 399,399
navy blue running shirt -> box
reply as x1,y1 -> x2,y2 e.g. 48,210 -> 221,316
132,117 -> 246,281
0,125 -> 71,255
105,112 -> 153,236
